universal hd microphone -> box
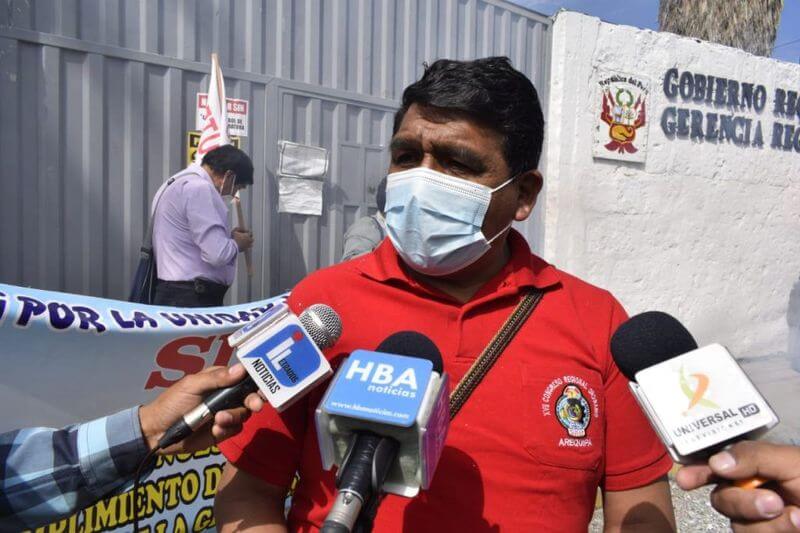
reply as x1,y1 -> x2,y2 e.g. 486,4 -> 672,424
157,302 -> 342,450
610,311 -> 779,465
316,331 -> 449,533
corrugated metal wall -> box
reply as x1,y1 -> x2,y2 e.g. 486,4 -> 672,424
0,0 -> 551,302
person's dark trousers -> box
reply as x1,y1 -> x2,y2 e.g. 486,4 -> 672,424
153,278 -> 228,307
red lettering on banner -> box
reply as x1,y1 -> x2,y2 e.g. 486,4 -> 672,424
144,336 -> 214,389
144,335 -> 235,389
196,110 -> 223,156
197,133 -> 222,155
201,113 -> 219,132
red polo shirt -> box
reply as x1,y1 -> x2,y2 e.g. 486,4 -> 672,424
220,230 -> 672,532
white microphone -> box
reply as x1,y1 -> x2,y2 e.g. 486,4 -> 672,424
611,311 -> 779,464
315,332 -> 450,532
157,302 -> 342,450
231,301 -> 341,411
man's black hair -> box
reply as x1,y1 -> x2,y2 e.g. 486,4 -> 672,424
201,144 -> 254,185
393,57 -> 545,174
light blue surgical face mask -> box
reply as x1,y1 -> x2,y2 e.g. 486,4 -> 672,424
384,167 -> 516,277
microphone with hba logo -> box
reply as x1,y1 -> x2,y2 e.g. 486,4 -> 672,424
610,311 -> 779,465
156,302 -> 342,450
316,332 -> 449,533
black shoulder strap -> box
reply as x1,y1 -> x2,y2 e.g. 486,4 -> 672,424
449,288 -> 545,420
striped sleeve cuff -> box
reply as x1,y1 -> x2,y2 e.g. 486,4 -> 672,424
77,407 -> 148,499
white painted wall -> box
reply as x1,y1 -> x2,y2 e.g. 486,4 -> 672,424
543,11 -> 800,358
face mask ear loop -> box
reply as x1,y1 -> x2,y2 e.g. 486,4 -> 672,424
485,221 -> 514,246
489,172 -> 521,194
221,172 -> 236,197
483,171 -> 520,243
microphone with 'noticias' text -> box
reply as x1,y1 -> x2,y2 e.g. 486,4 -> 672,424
316,331 -> 449,533
157,301 -> 342,450
610,311 -> 779,465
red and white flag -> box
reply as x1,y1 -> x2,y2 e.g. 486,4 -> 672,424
195,53 -> 230,163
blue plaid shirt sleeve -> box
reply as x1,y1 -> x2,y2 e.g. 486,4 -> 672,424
0,407 -> 149,531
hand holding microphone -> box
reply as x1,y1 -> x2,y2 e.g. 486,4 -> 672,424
135,301 -> 342,532
139,363 -> 264,455
676,441 -> 800,531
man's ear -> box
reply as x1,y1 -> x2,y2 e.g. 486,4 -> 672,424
514,169 -> 543,221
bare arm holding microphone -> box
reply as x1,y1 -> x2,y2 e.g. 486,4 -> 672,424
676,441 -> 800,532
0,364 -> 264,531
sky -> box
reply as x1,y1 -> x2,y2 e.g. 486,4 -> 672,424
512,0 -> 800,64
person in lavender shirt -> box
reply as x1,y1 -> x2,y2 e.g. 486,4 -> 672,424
152,145 -> 255,307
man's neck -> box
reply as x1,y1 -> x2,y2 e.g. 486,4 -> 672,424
410,240 -> 512,304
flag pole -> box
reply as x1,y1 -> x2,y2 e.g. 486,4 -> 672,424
210,53 -> 252,277
233,191 -> 254,277
212,53 -> 225,113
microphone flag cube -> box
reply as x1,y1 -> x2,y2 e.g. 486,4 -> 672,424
231,302 -> 332,411
316,350 -> 449,497
323,351 -> 432,427
629,343 -> 779,462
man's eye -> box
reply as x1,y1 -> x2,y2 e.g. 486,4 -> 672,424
448,161 -> 472,174
393,153 -> 416,165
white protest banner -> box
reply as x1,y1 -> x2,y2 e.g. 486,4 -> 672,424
194,53 -> 231,164
196,94 -> 249,138
0,283 -> 283,533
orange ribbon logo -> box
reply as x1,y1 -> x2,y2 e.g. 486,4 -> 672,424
680,366 -> 719,415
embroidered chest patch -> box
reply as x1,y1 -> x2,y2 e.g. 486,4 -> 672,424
540,375 -> 600,447
556,384 -> 591,437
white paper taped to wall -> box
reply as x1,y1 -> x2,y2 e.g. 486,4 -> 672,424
278,177 -> 324,216
278,141 -> 329,178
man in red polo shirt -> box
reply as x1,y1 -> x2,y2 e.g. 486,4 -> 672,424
215,57 -> 676,532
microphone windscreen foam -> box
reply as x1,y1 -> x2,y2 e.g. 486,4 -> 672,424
376,331 -> 444,374
610,311 -> 698,382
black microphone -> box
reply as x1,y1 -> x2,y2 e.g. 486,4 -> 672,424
319,332 -> 445,533
157,304 -> 342,450
610,310 -> 699,382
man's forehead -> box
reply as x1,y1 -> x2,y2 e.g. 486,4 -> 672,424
392,104 -> 503,152
397,104 -> 495,133
390,134 -> 474,150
